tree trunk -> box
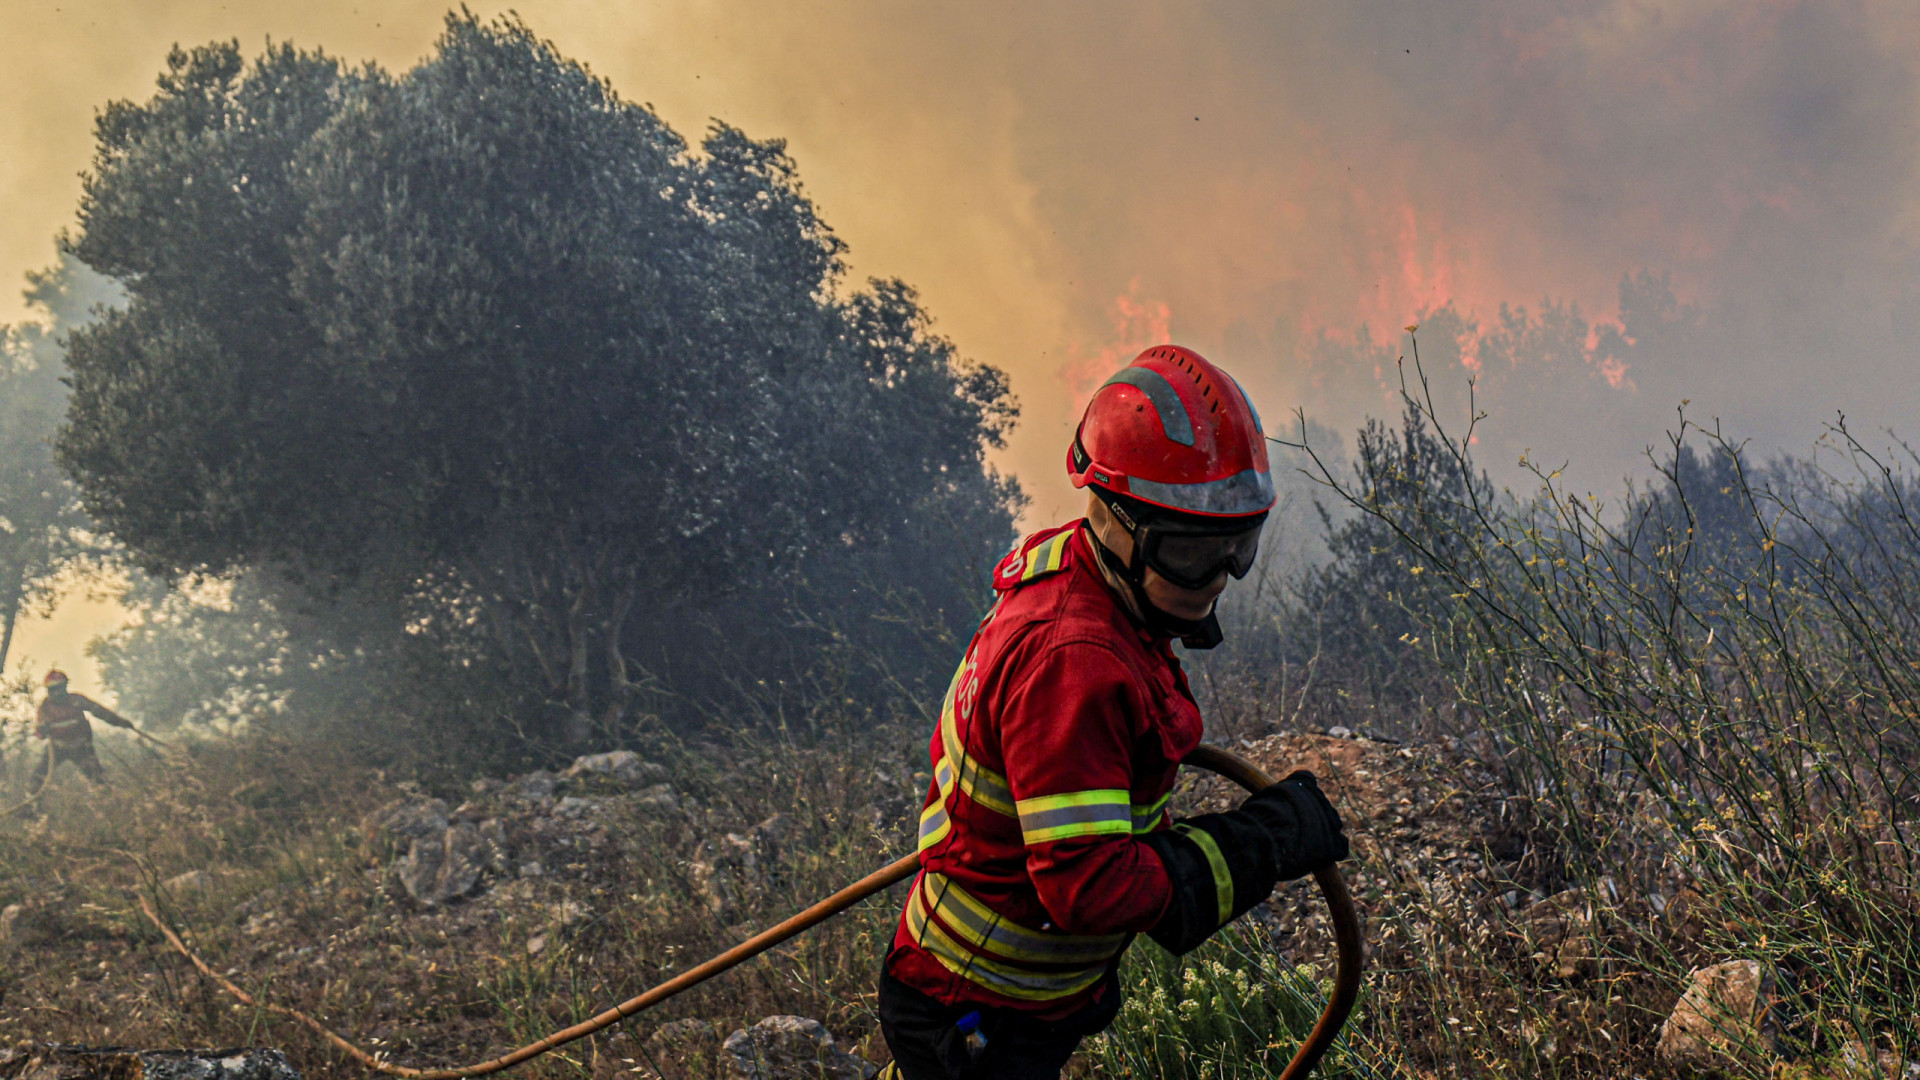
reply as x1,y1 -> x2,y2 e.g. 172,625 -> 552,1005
0,567 -> 23,679
599,576 -> 640,733
562,570 -> 596,746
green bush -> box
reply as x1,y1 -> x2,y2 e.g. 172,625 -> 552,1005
1296,336 -> 1920,1069
1089,922 -> 1378,1079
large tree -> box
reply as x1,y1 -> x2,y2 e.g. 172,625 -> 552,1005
59,14 -> 1017,742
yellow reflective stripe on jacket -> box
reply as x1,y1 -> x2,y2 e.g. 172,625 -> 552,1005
937,684 -> 1015,817
43,720 -> 91,740
917,802 -> 951,850
919,653 -> 1017,850
1015,789 -> 1132,845
920,873 -> 1125,964
917,757 -> 956,851
908,898 -> 1111,1002
1020,529 -> 1073,582
1131,793 -> 1171,834
906,873 -> 1120,1001
1175,823 -> 1235,926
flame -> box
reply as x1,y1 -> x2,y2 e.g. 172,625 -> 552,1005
1060,276 -> 1173,408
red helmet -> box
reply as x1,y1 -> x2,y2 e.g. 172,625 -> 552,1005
1068,345 -> 1273,519
44,669 -> 68,687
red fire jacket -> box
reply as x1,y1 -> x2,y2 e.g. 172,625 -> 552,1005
885,522 -> 1205,1015
35,693 -> 130,748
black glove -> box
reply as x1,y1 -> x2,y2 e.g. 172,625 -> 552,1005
1140,809 -> 1277,955
1141,770 -> 1351,956
1241,770 -> 1349,881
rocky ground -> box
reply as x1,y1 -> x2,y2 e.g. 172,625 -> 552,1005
1,731 -> 1893,1079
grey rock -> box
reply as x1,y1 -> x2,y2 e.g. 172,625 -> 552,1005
393,821 -> 487,907
0,904 -> 57,949
0,905 -> 28,946
634,784 -> 681,813
0,1045 -> 300,1080
566,750 -> 669,787
164,870 -> 213,894
1657,959 -> 1782,1069
476,818 -> 513,874
688,815 -> 801,922
514,771 -> 560,801
752,814 -> 794,848
688,832 -> 759,922
363,799 -> 450,846
721,1017 -> 874,1080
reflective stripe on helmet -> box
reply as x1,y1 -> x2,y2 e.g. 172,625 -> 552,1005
1068,347 -> 1274,521
1099,367 -> 1195,447
1225,372 -> 1264,435
1127,466 -> 1275,517
1015,789 -> 1132,845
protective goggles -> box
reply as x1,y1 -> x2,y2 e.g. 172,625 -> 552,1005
1139,521 -> 1264,589
1104,494 -> 1267,590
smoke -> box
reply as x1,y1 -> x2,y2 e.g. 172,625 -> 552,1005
5,1 -> 1920,513
558,0 -> 1920,503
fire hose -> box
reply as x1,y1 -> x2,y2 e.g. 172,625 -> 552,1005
0,744 -> 54,818
141,744 -> 1363,1079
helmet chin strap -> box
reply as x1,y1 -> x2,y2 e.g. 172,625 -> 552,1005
1085,523 -> 1225,650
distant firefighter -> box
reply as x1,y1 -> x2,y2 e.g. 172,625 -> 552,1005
33,669 -> 135,784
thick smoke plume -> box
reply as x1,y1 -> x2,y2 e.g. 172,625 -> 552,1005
4,1 -> 1917,506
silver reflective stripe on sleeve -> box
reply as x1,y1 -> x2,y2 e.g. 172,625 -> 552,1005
1131,793 -> 1172,833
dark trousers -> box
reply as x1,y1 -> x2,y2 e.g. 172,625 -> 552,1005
37,741 -> 105,785
877,968 -> 1121,1080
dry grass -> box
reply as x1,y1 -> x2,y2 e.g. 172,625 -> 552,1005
0,725 -> 922,1078
12,370 -> 1920,1080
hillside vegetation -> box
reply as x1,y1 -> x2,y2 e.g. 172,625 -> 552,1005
2,10 -> 1915,1080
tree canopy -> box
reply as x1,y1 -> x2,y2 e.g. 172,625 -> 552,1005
58,14 -> 1018,742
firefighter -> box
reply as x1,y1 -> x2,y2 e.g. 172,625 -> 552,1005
32,669 -> 135,785
875,346 -> 1351,1079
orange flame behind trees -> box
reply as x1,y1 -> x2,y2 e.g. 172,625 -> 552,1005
1060,276 -> 1172,407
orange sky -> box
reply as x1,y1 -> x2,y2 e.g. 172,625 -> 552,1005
9,1 -> 1920,684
